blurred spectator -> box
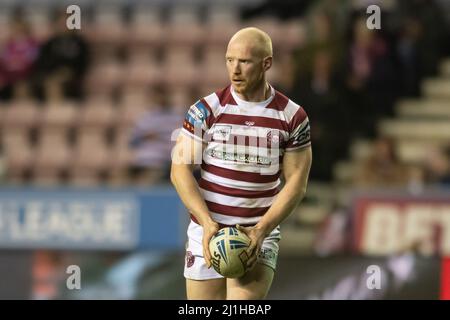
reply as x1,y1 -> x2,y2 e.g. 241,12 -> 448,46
398,0 -> 449,77
396,16 -> 422,97
341,15 -> 398,137
12,80 -> 35,102
306,0 -> 352,36
128,88 -> 185,185
31,251 -> 65,300
292,49 -> 343,181
0,15 -> 39,101
293,11 -> 343,77
241,0 -> 310,20
354,136 -> 410,188
43,72 -> 66,103
423,146 -> 450,186
290,12 -> 345,181
33,9 -> 89,101
406,164 -> 427,195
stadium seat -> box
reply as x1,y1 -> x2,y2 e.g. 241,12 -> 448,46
87,5 -> 126,46
69,133 -> 112,186
0,101 -> 39,183
207,3 -> 240,25
36,101 -> 78,182
204,22 -> 241,48
394,140 -> 437,164
378,119 -> 450,141
117,87 -> 151,130
108,129 -> 134,186
349,139 -> 374,161
123,52 -> 163,87
84,58 -> 124,95
128,4 -> 164,47
166,5 -> 204,46
80,96 -> 116,126
166,87 -> 192,108
162,46 -> 198,87
23,5 -> 51,41
2,132 -> 34,184
2,100 -> 39,130
396,99 -> 450,118
199,48 -> 229,88
40,101 -> 78,130
33,134 -> 72,186
204,4 -> 241,46
130,3 -> 161,25
422,78 -> 450,99
440,58 -> 450,77
117,104 -> 150,130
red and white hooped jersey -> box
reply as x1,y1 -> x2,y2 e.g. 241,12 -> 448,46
181,84 -> 311,226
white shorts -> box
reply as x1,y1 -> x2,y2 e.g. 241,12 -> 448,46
184,220 -> 281,280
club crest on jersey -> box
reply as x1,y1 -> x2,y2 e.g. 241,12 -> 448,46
212,125 -> 231,141
186,251 -> 195,268
266,129 -> 283,145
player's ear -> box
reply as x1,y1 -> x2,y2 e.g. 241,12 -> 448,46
263,56 -> 272,71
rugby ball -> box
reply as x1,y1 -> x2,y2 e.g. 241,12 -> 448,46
209,226 -> 251,278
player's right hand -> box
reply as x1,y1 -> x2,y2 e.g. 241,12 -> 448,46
201,220 -> 219,268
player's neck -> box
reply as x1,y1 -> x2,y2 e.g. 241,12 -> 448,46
234,81 -> 271,102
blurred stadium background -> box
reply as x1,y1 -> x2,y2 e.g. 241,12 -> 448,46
0,0 -> 449,299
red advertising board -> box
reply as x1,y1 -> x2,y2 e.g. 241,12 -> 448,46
352,193 -> 450,299
353,193 -> 450,256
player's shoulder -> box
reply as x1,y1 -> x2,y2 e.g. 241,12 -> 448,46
185,86 -> 232,125
201,85 -> 235,109
269,87 -> 308,124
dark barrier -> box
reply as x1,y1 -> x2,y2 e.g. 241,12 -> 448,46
269,255 -> 441,300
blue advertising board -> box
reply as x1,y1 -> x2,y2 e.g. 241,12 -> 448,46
0,187 -> 187,250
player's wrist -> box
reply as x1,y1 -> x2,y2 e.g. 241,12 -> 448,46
254,222 -> 272,237
198,215 -> 217,228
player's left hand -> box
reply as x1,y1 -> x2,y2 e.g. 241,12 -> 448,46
236,224 -> 266,271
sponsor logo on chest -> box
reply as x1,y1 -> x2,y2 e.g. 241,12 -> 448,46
212,125 -> 232,141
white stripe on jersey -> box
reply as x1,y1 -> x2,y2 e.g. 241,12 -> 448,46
219,104 -> 286,120
200,188 -> 275,208
210,123 -> 289,138
201,170 -> 281,191
284,100 -> 303,124
203,152 -> 280,175
210,212 -> 262,225
206,143 -> 281,156
203,93 -> 222,118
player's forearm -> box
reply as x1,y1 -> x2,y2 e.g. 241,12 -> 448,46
170,164 -> 214,226
255,171 -> 307,236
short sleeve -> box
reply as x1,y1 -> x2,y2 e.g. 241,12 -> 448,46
285,106 -> 311,151
182,100 -> 212,142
